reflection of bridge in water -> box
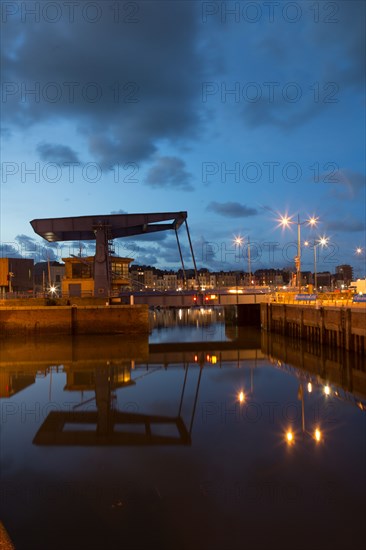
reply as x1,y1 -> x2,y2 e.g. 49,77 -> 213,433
1,329 -> 365,447
1,331 -> 365,402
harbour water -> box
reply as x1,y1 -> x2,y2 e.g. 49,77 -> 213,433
1,307 -> 365,550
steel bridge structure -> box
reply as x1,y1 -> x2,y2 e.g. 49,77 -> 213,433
31,211 -> 197,298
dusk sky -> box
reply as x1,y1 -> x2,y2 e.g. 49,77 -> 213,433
1,0 -> 365,277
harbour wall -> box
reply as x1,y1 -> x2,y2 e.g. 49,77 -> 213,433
261,303 -> 366,354
0,305 -> 149,337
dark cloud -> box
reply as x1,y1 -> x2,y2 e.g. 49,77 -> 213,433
125,232 -> 168,242
325,169 -> 366,200
0,243 -> 23,258
9,234 -> 60,262
240,1 -> 365,130
145,157 -> 194,191
207,202 -> 258,218
131,254 -> 159,267
15,233 -> 36,246
123,233 -> 191,267
2,2 -> 203,166
37,142 -> 80,163
309,1 -> 365,90
242,97 -> 329,131
325,219 -> 365,233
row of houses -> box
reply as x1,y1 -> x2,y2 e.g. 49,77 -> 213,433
0,257 -> 357,296
129,266 -> 355,291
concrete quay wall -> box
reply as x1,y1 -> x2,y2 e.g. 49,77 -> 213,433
0,305 -> 149,337
261,303 -> 366,354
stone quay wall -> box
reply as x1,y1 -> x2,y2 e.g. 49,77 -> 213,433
261,303 -> 366,354
0,305 -> 149,337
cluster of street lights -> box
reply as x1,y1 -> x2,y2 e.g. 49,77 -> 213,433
232,213 -> 364,290
277,213 -> 330,292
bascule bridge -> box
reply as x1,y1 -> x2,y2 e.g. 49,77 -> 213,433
30,211 -> 197,298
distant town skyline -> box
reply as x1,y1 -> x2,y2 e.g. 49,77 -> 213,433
1,1 -> 365,276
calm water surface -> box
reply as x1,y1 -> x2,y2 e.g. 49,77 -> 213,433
1,308 -> 365,550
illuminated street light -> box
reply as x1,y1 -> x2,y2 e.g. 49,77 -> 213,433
286,430 -> 294,444
304,236 -> 329,291
277,213 -> 319,292
314,428 -> 322,442
238,390 -> 245,404
355,247 -> 364,269
48,285 -> 59,297
233,235 -> 252,286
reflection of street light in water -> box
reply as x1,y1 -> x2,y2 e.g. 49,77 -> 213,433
285,382 -> 323,445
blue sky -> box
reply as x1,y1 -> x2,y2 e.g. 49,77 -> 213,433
1,1 -> 365,277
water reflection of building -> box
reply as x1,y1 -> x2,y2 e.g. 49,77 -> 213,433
149,307 -> 224,329
2,325 -> 365,450
0,370 -> 35,397
64,363 -> 133,391
261,331 -> 366,408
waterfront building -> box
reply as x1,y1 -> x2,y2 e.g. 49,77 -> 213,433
0,258 -> 34,294
143,270 -> 157,289
163,274 -> 178,290
61,256 -> 132,297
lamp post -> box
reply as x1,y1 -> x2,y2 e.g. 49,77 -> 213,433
304,237 -> 329,291
234,235 -> 251,286
278,214 -> 318,292
8,272 -> 14,293
355,247 -> 365,280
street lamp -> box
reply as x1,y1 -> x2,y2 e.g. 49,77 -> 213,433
234,235 -> 251,286
304,236 -> 329,291
278,214 -> 318,292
